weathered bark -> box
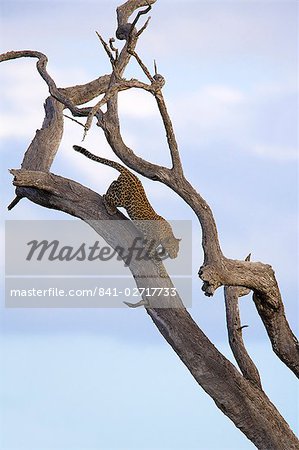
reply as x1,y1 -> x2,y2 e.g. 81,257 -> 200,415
149,308 -> 299,450
98,38 -> 299,377
2,0 -> 298,448
224,285 -> 262,389
9,168 -> 299,450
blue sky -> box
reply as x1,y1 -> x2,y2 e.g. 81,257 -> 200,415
0,1 -> 298,449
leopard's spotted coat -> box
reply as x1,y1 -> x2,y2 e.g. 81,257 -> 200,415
73,145 -> 180,260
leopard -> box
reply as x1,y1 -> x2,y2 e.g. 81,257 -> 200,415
73,145 -> 181,263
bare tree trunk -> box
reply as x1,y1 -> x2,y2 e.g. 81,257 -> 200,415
9,169 -> 299,450
1,1 -> 298,448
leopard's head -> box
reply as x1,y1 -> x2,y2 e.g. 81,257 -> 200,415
161,236 -> 181,259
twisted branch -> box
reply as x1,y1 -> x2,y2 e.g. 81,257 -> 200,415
224,285 -> 262,389
101,10 -> 299,379
8,167 -> 299,449
2,1 -> 297,378
2,1 -> 298,447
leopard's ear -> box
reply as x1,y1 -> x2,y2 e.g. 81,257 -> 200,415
176,238 -> 182,242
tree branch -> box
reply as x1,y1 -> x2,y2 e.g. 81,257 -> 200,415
149,307 -> 298,450
224,286 -> 262,389
0,51 -> 85,116
9,168 -> 299,450
199,257 -> 299,377
83,77 -> 155,135
9,168 -> 184,309
3,1 -> 298,447
83,0 -> 299,377
116,0 -> 157,40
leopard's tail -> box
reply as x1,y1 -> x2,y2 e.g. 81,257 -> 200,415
73,145 -> 128,174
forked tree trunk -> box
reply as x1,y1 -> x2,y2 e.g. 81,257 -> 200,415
1,1 -> 298,448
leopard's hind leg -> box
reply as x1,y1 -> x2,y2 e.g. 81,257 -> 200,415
103,176 -> 128,215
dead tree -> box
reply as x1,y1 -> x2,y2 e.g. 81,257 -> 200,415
1,1 -> 298,449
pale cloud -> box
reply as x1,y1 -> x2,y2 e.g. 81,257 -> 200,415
144,1 -> 297,64
170,84 -> 247,140
201,85 -> 245,104
169,81 -> 297,162
253,81 -> 297,99
0,56 -> 169,202
0,62 -> 48,139
56,120 -> 119,192
57,114 -> 148,194
0,61 -> 104,141
118,89 -> 157,118
252,144 -> 298,162
50,66 -> 95,91
0,60 -> 117,201
1,62 -> 46,103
